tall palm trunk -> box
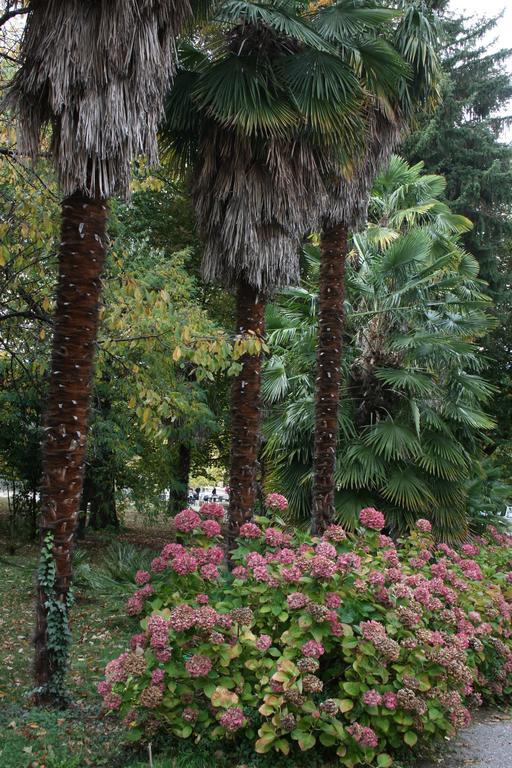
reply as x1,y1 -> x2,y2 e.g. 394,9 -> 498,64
312,222 -> 348,534
34,190 -> 106,702
227,280 -> 265,548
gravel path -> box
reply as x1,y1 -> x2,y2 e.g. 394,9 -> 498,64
418,711 -> 512,768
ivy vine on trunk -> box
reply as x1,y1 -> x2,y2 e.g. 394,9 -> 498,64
34,191 -> 106,702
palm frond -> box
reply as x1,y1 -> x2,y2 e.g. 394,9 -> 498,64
363,420 -> 421,461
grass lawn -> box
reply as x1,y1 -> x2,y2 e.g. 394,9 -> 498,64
0,539 -> 140,768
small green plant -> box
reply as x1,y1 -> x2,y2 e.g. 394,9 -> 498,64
75,541 -> 154,597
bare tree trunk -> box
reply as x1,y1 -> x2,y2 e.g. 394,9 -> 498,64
312,222 -> 348,535
227,280 -> 265,549
168,443 -> 191,514
34,190 -> 106,703
88,471 -> 118,530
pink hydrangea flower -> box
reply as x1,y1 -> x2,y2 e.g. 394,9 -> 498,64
302,640 -> 325,658
200,563 -> 220,581
274,548 -> 296,564
460,559 -> 483,581
265,493 -> 288,511
185,654 -> 212,677
161,542 -> 185,559
360,620 -> 386,641
369,570 -> 385,587
323,525 -> 347,542
151,668 -> 165,685
197,593 -> 209,604
200,502 -> 225,519
382,549 -> 399,567
282,565 -> 302,583
201,519 -> 222,537
363,689 -> 383,707
383,692 -> 397,710
135,570 -> 151,585
205,545 -> 224,565
253,565 -> 270,582
126,595 -> 143,616
315,541 -> 337,559
183,707 -> 198,723
195,606 -> 219,630
105,654 -> 128,683
311,555 -> 336,579
232,566 -> 248,579
130,633 -> 147,650
287,592 -> 308,610
174,508 -> 201,532
151,556 -> 168,573
171,552 -> 198,575
416,519 -> 432,533
155,648 -> 172,663
347,723 -> 378,749
461,543 -> 480,556
103,693 -> 122,710
170,604 -> 196,632
239,522 -> 262,538
265,527 -> 290,547
255,635 -> 272,651
220,707 -> 246,732
325,592 -> 342,609
246,551 -> 266,568
337,552 -> 361,573
359,507 -> 385,531
97,680 -> 111,696
147,615 -> 170,650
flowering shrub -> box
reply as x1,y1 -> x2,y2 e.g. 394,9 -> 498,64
100,503 -> 512,767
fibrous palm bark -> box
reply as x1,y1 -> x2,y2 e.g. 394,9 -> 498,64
312,221 -> 347,534
193,128 -> 325,533
35,190 -> 107,693
312,111 -> 401,532
228,280 -> 266,549
7,0 -> 190,701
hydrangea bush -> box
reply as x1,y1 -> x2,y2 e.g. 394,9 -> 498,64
99,502 -> 512,767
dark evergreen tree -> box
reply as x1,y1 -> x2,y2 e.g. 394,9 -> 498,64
403,11 -> 512,288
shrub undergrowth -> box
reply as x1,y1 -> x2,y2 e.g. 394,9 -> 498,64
99,499 -> 512,767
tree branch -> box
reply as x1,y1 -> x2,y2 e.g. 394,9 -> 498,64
0,7 -> 28,29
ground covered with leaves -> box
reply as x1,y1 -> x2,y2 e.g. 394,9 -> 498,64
0,540 -> 134,767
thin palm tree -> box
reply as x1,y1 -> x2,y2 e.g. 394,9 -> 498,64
162,2 -> 369,541
310,0 -> 441,532
6,0 -> 191,702
264,157 -> 494,540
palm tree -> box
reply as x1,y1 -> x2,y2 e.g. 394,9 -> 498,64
162,3 -> 369,541
310,0 -> 441,532
264,157 -> 495,540
6,0 -> 190,702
